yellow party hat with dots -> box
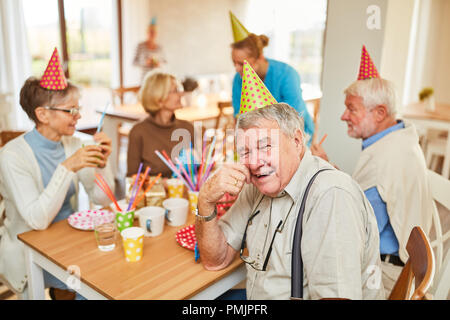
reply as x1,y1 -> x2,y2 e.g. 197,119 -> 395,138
229,11 -> 250,43
239,60 -> 277,115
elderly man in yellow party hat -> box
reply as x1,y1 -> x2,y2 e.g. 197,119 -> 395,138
311,45 -> 435,296
196,61 -> 384,300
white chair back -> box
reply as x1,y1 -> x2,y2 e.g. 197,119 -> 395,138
428,169 -> 450,299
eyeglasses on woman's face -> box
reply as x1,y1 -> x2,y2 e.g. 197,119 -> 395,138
44,105 -> 82,116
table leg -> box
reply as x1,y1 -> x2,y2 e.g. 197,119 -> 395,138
189,264 -> 247,300
442,133 -> 450,179
102,116 -> 120,178
24,246 -> 45,300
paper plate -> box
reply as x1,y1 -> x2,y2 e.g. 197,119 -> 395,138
175,224 -> 196,251
67,209 -> 115,231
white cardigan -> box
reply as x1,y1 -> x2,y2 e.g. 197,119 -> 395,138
0,133 -> 114,292
352,121 -> 435,263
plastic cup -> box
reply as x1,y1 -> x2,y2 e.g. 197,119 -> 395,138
163,198 -> 189,227
121,227 -> 145,262
167,178 -> 184,198
93,216 -> 116,252
188,190 -> 199,215
138,206 -> 165,237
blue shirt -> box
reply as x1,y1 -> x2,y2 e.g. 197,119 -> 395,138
24,128 -> 76,223
362,121 -> 405,255
24,128 -> 82,295
232,58 -> 315,143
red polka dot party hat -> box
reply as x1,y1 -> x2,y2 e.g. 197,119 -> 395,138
357,45 -> 380,81
239,60 -> 277,115
39,47 -> 68,90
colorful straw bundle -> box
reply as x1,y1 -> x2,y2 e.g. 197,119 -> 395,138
155,137 -> 220,191
94,173 -> 122,212
132,173 -> 162,210
127,163 -> 151,211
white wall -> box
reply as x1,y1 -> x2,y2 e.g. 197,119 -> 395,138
121,0 -> 247,87
400,0 -> 450,107
380,0 -> 416,113
318,0 -> 388,174
419,0 -> 450,104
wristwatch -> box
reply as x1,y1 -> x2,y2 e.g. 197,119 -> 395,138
195,206 -> 217,222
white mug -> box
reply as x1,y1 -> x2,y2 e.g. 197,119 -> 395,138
162,198 -> 189,227
138,206 -> 166,237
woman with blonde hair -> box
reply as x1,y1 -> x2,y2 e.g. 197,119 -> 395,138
231,33 -> 315,143
127,71 -> 194,177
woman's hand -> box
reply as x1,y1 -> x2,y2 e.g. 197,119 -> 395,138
94,132 -> 112,168
62,145 -> 106,172
198,163 -> 250,216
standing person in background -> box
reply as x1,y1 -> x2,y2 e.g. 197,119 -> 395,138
229,12 -> 315,144
133,16 -> 167,81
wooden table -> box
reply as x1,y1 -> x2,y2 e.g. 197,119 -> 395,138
100,103 -> 234,177
18,214 -> 245,300
402,102 -> 450,178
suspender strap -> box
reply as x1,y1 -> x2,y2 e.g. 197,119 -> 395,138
291,168 -> 332,300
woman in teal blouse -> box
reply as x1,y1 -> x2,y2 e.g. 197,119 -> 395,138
231,33 -> 315,143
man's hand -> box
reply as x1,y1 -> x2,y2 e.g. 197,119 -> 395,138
198,163 -> 250,215
311,143 -> 329,162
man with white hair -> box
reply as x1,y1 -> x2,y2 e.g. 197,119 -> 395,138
195,61 -> 384,300
311,46 -> 435,295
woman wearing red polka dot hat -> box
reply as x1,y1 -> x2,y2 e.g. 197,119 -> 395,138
0,48 -> 115,299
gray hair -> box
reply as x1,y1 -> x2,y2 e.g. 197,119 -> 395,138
344,78 -> 397,116
236,103 -> 305,139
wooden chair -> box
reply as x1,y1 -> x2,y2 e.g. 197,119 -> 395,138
304,98 -> 321,144
428,169 -> 450,299
0,131 -> 25,147
111,86 -> 141,174
389,226 -> 435,300
111,86 -> 141,106
214,101 -> 235,131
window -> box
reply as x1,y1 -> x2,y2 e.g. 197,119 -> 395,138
23,0 -> 61,78
22,0 -> 118,129
246,0 -> 327,99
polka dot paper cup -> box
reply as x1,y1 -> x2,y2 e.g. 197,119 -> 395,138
188,191 -> 199,215
115,209 -> 135,232
121,227 -> 144,262
167,178 -> 184,198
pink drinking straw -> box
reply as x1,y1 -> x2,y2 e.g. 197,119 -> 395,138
155,150 -> 193,191
127,162 -> 143,211
130,166 -> 150,209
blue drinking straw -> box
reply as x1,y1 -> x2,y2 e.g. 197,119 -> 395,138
96,102 -> 110,133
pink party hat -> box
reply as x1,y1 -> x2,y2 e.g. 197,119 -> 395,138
239,60 -> 277,115
357,45 -> 380,80
39,48 -> 68,90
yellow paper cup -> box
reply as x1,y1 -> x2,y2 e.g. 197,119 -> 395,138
121,227 -> 144,262
167,178 -> 184,198
188,190 -> 199,215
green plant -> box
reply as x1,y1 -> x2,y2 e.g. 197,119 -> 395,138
419,87 -> 434,101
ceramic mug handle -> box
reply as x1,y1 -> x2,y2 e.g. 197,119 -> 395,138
164,209 -> 171,223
